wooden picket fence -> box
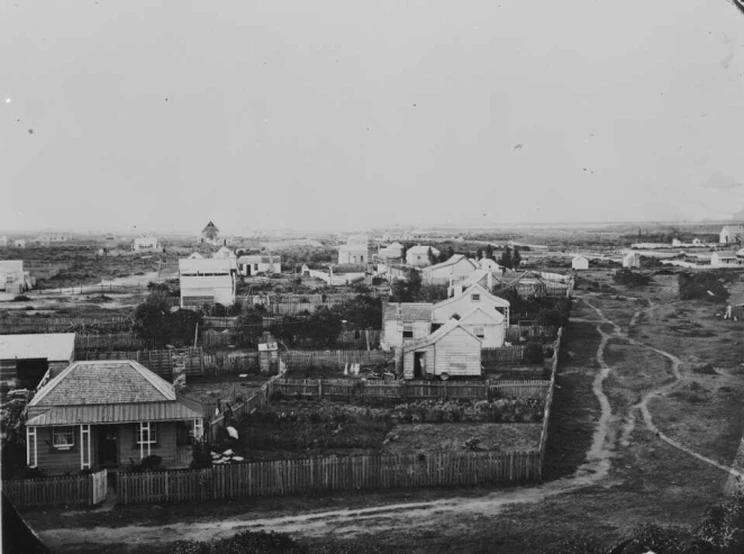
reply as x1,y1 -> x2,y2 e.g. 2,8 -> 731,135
75,333 -> 156,352
117,449 -> 540,505
282,349 -> 393,370
2,469 -> 107,508
208,374 -> 280,439
80,348 -> 260,378
273,378 -> 550,401
538,327 -> 563,463
481,346 -> 526,366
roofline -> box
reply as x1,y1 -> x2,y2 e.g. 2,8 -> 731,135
404,320 -> 481,351
434,283 -> 510,310
458,305 -> 506,324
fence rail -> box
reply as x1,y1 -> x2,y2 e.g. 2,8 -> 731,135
75,333 -> 157,351
273,378 -> 550,401
2,469 -> 107,508
282,349 -> 392,370
481,346 -> 526,366
117,450 -> 540,505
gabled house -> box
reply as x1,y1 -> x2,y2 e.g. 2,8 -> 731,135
378,242 -> 404,262
200,221 -> 223,246
0,260 -> 35,293
381,302 -> 434,349
422,254 -> 478,285
212,246 -> 236,260
622,252 -> 641,269
133,236 -> 160,252
478,258 -> 504,273
302,264 -> 367,286
0,333 -> 75,388
711,251 -> 744,268
187,252 -> 204,259
406,245 -> 439,267
179,257 -> 237,308
572,255 -> 589,270
448,269 -> 498,297
402,319 -> 482,380
25,360 -> 205,474
432,283 -> 510,327
338,235 -> 369,265
238,255 -> 281,276
13,239 -> 26,249
453,306 -> 507,348
719,225 -> 743,246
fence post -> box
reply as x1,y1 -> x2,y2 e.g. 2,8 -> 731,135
318,380 -> 323,399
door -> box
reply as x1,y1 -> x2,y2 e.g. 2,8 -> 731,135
97,425 -> 118,467
414,352 -> 426,379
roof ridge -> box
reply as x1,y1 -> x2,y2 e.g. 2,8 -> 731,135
129,360 -> 176,401
27,361 -> 79,406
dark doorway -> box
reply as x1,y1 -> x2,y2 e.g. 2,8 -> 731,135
97,426 -> 118,467
16,358 -> 49,389
414,352 -> 425,379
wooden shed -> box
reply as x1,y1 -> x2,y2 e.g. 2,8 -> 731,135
0,333 -> 76,388
402,320 -> 482,380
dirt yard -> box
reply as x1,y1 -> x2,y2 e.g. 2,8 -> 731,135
19,270 -> 744,554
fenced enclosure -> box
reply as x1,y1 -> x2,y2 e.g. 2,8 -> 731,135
75,332 -> 156,352
2,469 -> 107,508
282,349 -> 392,371
117,450 -> 541,505
0,316 -> 131,335
272,378 -> 550,402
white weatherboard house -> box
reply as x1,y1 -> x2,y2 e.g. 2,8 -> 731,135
381,302 -> 434,349
179,257 -> 237,308
422,254 -> 478,285
405,245 -> 440,267
0,260 -> 35,293
719,225 -> 743,245
711,251 -> 744,268
338,235 -> 369,265
402,319 -> 482,380
431,283 -> 510,345
572,255 -> 589,270
238,255 -> 281,276
622,252 -> 641,269
133,236 -> 160,252
378,242 -> 405,261
0,333 -> 76,387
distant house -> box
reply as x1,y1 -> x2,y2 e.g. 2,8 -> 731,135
711,251 -> 744,268
671,239 -> 682,248
25,360 -> 205,474
432,283 -> 510,328
719,225 -> 743,245
133,236 -> 160,252
422,254 -> 478,285
238,255 -> 281,276
478,258 -> 504,273
13,239 -> 26,249
381,302 -> 434,349
187,252 -> 204,260
179,257 -> 237,308
0,236 -> 7,248
302,264 -> 366,286
35,232 -> 70,246
622,252 -> 641,269
378,242 -> 404,261
406,245 -> 439,267
402,320 -> 482,380
572,255 -> 589,271
0,260 -> 34,293
692,238 -> 702,247
0,333 -> 75,388
338,235 -> 369,265
212,246 -> 236,260
200,221 -> 223,246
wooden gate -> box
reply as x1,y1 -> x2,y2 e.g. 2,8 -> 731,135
91,469 -> 108,505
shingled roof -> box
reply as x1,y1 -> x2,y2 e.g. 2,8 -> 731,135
382,302 -> 433,322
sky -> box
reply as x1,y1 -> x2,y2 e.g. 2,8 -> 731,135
2,0 -> 744,235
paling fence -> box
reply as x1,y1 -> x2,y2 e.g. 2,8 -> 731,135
80,347 -> 260,378
75,333 -> 157,352
481,346 -> 526,366
282,349 -> 392,370
272,378 -> 550,401
2,469 -> 107,508
208,374 -> 280,439
538,327 -> 563,468
117,450 -> 541,505
0,317 -> 131,334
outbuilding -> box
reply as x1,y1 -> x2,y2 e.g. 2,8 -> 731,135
571,255 -> 589,271
402,320 -> 482,380
0,333 -> 76,388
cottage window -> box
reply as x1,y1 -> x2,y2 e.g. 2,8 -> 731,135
53,427 -> 75,449
471,294 -> 480,302
136,422 -> 157,446
402,323 -> 414,338
474,326 -> 485,339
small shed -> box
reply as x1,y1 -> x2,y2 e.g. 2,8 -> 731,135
622,252 -> 641,269
402,320 -> 482,380
0,333 -> 76,388
572,255 -> 589,271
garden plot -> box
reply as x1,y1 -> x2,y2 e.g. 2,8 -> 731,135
230,397 -> 545,462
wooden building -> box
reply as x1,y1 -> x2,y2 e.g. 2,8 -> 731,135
25,360 -> 205,474
402,320 -> 482,380
432,283 -> 510,327
238,254 -> 282,276
571,255 -> 589,270
0,333 -> 75,389
338,235 -> 369,265
200,221 -> 223,246
381,302 -> 434,349
179,257 -> 237,308
405,245 -> 440,267
422,254 -> 478,285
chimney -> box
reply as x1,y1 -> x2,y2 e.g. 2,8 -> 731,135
487,270 -> 493,291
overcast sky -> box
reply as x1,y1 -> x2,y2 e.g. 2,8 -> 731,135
2,0 -> 744,235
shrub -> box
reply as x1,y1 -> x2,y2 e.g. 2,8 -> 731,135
12,295 -> 30,302
613,269 -> 651,287
678,272 -> 730,303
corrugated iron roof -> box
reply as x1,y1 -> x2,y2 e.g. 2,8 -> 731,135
0,333 -> 75,362
26,400 -> 203,426
29,360 -> 176,407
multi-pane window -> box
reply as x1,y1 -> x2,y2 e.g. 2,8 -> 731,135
136,422 -> 157,445
471,294 -> 480,302
402,323 -> 414,338
53,427 -> 74,449
473,327 -> 485,339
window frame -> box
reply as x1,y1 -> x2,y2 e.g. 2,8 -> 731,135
402,323 -> 414,339
136,422 -> 158,447
52,426 -> 75,450
471,294 -> 481,302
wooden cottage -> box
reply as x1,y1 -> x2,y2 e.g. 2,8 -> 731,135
571,255 -> 589,271
422,254 -> 478,285
238,254 -> 282,276
622,252 -> 641,269
25,360 -> 205,474
0,333 -> 75,389
338,235 -> 369,265
432,283 -> 510,327
381,302 -> 434,349
402,320 -> 482,380
179,257 -> 237,308
405,245 -> 440,267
